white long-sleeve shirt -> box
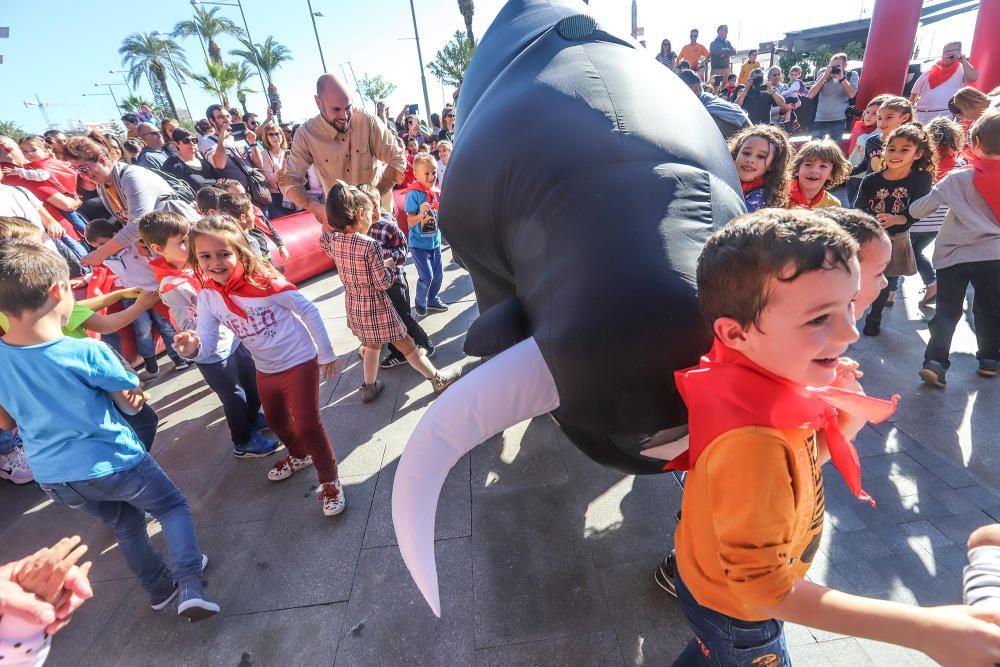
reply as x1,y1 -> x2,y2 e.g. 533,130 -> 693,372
158,277 -> 237,364
190,288 -> 335,373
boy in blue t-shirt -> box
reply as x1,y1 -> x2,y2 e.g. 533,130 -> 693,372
0,240 -> 219,622
404,152 -> 448,317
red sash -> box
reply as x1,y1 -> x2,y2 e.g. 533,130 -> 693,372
973,159 -> 1000,226
787,179 -> 825,209
200,261 -> 297,319
148,257 -> 199,295
740,177 -> 765,195
665,339 -> 899,505
405,180 -> 441,209
927,59 -> 960,89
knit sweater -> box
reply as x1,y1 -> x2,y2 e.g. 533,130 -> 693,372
910,168 -> 1000,270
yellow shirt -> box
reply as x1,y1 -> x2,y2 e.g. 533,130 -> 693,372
678,43 -> 711,70
738,61 -> 762,85
675,426 -> 825,621
278,110 -> 407,211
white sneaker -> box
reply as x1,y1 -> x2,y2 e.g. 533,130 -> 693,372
320,479 -> 345,516
267,454 -> 313,482
0,445 -> 34,485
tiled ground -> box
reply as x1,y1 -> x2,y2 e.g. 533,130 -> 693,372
2,246 -> 998,666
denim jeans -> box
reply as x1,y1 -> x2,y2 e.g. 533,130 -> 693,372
411,246 -> 443,308
0,428 -> 19,454
811,119 -> 848,139
63,209 -> 90,237
924,260 -> 1000,368
909,231 -> 937,286
121,298 -> 181,363
197,345 -> 261,446
39,454 -> 204,594
386,282 -> 432,359
673,564 -> 790,666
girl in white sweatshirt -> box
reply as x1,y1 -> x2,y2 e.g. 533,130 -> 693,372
173,216 -> 347,516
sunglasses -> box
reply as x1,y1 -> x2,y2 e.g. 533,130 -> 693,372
72,162 -> 95,175
247,121 -> 259,128
140,131 -> 161,138
266,132 -> 282,138
177,137 -> 197,144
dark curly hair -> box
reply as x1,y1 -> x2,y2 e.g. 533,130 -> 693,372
883,124 -> 938,176
728,125 -> 793,208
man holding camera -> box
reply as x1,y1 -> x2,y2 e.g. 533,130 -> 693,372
910,42 -> 979,124
736,66 -> 788,125
808,53 -> 859,138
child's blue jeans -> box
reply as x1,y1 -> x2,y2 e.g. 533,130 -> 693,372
0,428 -> 19,454
120,298 -> 181,363
672,563 -> 791,666
197,345 -> 261,446
411,246 -> 443,308
39,454 -> 204,594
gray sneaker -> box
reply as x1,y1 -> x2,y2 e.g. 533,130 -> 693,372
150,555 -> 209,610
430,367 -> 461,394
919,360 -> 947,388
177,578 -> 220,622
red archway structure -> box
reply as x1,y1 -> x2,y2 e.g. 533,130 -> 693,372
855,0 -> 999,109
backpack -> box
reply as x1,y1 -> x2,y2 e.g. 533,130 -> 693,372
131,164 -> 197,204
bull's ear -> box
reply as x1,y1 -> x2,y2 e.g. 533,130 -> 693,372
463,297 -> 530,357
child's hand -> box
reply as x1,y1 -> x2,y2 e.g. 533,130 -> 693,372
418,202 -> 431,217
136,289 -> 161,310
14,536 -> 89,605
876,213 -> 907,228
69,277 -> 88,290
278,245 -> 290,259
831,358 -> 866,442
173,330 -> 200,358
916,604 -> 1000,667
319,358 -> 346,381
119,287 -> 144,300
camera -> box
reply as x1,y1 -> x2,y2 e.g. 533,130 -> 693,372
749,71 -> 765,88
830,65 -> 843,75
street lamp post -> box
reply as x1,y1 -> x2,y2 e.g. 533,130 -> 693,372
191,0 -> 268,103
150,31 -> 194,121
93,83 -> 125,112
407,0 -> 433,121
83,91 -> 120,119
307,1 -> 328,71
109,69 -> 134,96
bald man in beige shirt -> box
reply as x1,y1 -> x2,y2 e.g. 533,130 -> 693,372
279,74 -> 407,228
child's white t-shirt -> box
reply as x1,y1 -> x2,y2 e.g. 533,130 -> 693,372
0,185 -> 57,252
190,289 -> 336,373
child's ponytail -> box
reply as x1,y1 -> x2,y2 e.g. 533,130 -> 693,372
326,181 -> 374,232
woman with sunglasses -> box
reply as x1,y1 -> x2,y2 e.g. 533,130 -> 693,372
63,136 -> 179,266
437,107 -> 456,143
163,128 -> 220,192
258,120 -> 292,219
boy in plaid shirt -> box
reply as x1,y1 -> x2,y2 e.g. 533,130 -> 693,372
357,185 -> 434,368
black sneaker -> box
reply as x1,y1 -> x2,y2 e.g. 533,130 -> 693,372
654,553 -> 678,599
415,305 -> 427,317
150,555 -> 209,610
426,302 -> 449,313
177,579 -> 220,622
173,359 -> 191,371
919,360 -> 947,388
862,320 -> 880,337
977,359 -> 999,378
379,352 -> 407,369
144,357 -> 160,377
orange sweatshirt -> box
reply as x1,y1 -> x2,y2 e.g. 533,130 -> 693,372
674,425 -> 825,621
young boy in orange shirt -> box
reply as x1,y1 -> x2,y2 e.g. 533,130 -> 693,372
668,209 -> 1000,666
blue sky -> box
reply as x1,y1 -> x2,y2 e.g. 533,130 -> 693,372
0,0 -> 978,133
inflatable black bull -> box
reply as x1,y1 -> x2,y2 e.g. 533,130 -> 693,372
392,0 -> 747,616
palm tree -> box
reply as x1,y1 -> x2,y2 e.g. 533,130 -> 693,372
231,37 -> 292,121
457,0 -> 476,45
120,95 -> 158,114
172,6 -> 242,66
233,63 -> 257,115
0,121 -> 26,141
119,32 -> 188,120
189,61 -> 240,108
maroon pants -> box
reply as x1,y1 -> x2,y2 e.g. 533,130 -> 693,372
256,358 -> 338,483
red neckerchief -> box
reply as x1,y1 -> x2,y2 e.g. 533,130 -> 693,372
665,339 -> 900,505
973,159 -> 1000,226
199,260 -> 297,319
788,179 -> 826,209
927,59 -> 960,89
148,257 -> 199,295
405,180 -> 441,209
936,149 -> 958,180
741,178 -> 765,195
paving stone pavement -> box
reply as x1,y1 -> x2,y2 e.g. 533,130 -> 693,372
3,246 -> 998,666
